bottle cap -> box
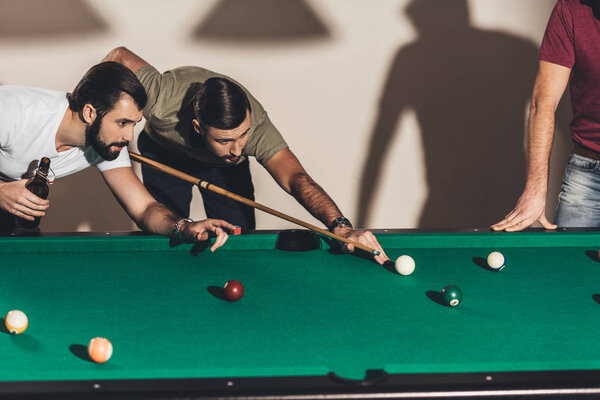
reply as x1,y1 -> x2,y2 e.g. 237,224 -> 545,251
47,168 -> 55,185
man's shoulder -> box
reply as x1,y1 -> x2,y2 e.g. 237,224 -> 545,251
558,0 -> 579,8
164,66 -> 227,83
0,86 -> 67,109
0,86 -> 68,135
0,85 -> 64,97
557,0 -> 589,13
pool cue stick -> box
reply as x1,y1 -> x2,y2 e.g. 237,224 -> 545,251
128,151 -> 380,257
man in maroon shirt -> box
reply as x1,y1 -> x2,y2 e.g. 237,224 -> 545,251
493,0 -> 600,231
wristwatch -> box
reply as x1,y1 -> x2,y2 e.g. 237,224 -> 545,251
328,217 -> 353,232
173,218 -> 193,240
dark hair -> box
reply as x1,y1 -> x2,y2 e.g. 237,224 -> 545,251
193,77 -> 251,130
67,61 -> 147,117
581,0 -> 600,19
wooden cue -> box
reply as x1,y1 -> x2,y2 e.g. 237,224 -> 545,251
128,151 -> 380,256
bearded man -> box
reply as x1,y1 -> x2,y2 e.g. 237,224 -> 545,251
0,61 -> 233,249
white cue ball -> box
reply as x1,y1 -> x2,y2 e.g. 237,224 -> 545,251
395,255 -> 416,276
5,310 -> 28,335
487,251 -> 506,271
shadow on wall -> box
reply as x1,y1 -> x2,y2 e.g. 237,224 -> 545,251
192,0 -> 330,43
357,0 -> 570,229
0,0 -> 107,37
41,168 -> 136,232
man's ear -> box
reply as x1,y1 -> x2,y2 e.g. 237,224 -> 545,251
192,119 -> 204,136
81,104 -> 97,124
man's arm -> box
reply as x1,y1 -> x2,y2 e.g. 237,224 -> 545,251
103,47 -> 149,74
101,166 -> 234,251
491,61 -> 571,232
265,148 -> 389,264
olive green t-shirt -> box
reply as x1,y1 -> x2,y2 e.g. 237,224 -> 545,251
135,65 -> 288,166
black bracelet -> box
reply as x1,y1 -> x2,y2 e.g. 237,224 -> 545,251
328,217 -> 353,232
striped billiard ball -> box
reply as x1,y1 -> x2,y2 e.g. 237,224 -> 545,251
5,310 -> 28,335
88,337 -> 113,363
487,251 -> 506,271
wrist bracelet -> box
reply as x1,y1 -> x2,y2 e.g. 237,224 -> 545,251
328,217 -> 353,232
173,218 -> 193,240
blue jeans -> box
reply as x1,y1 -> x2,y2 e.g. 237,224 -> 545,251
555,152 -> 600,227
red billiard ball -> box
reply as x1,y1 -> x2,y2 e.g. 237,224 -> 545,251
223,280 -> 244,301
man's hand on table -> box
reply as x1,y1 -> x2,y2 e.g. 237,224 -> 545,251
0,179 -> 49,220
491,189 -> 557,232
333,226 -> 390,265
180,219 -> 236,252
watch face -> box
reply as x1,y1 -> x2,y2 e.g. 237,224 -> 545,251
174,218 -> 193,237
330,217 -> 352,230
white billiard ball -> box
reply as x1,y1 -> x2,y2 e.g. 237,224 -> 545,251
487,251 -> 506,271
395,255 -> 415,276
5,310 -> 28,335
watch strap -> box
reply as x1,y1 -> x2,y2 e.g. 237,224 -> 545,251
173,218 -> 193,240
328,217 -> 353,232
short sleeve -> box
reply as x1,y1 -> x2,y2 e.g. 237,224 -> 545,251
249,114 -> 288,166
539,0 -> 575,69
0,88 -> 22,149
135,65 -> 164,120
243,93 -> 288,166
94,147 -> 132,172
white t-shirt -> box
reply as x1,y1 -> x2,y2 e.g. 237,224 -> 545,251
0,85 -> 130,182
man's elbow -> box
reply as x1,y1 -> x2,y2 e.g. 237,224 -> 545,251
131,213 -> 148,232
129,203 -> 155,232
529,97 -> 558,118
103,46 -> 129,63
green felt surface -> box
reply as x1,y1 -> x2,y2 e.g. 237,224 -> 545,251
2,231 -> 600,382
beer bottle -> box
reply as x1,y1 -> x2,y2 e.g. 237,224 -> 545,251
18,157 -> 51,229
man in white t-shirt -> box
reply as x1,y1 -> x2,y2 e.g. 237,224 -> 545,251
0,61 -> 234,249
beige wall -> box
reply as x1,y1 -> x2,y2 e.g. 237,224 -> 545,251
0,0 -> 568,231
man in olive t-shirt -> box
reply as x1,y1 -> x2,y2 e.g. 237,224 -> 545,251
104,47 -> 388,264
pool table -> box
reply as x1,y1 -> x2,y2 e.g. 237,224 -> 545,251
3,229 -> 600,399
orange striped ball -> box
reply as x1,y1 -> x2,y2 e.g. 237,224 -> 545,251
88,337 -> 113,363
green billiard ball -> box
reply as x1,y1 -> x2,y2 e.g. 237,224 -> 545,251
442,285 -> 462,307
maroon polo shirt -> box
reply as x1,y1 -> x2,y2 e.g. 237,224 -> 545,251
540,0 -> 600,152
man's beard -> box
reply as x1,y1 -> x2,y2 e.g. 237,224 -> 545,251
85,116 -> 129,161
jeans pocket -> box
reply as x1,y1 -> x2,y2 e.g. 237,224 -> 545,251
568,153 -> 598,171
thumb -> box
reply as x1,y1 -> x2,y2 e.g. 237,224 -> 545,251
539,215 -> 557,230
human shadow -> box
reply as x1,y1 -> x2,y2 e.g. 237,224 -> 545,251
357,0 -> 558,229
191,0 -> 330,43
0,0 -> 107,38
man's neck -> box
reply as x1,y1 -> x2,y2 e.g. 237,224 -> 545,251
55,109 -> 86,152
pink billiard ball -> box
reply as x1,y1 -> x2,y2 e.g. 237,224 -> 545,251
223,280 -> 244,301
